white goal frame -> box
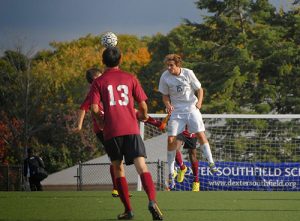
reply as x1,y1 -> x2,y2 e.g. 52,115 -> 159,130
140,114 -> 300,191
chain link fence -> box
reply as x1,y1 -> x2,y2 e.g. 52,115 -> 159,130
0,165 -> 23,191
75,161 -> 167,191
0,162 -> 167,191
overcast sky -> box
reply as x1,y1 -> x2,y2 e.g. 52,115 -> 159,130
0,0 -> 289,52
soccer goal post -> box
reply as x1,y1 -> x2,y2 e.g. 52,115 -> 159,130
142,114 -> 300,191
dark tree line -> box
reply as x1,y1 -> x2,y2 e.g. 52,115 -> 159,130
1,0 -> 299,171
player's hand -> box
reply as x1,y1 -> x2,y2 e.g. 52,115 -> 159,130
136,111 -> 147,121
195,102 -> 202,110
165,105 -> 174,114
96,111 -> 105,129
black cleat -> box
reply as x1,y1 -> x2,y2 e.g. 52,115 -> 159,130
117,211 -> 134,220
148,201 -> 163,220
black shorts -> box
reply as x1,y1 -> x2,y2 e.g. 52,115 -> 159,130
177,134 -> 197,149
104,134 -> 147,165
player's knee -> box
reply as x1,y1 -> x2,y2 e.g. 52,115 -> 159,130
167,136 -> 177,150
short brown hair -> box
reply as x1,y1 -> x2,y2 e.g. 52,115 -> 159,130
164,54 -> 182,67
86,68 -> 102,84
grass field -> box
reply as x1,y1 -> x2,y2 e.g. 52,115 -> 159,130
0,191 -> 300,221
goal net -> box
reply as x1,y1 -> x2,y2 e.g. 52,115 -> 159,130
144,114 -> 300,191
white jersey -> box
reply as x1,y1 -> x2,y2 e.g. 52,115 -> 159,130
158,68 -> 201,114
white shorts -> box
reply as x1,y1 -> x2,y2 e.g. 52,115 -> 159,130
167,109 -> 205,136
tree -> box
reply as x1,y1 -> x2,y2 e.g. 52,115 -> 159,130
0,50 -> 30,164
181,0 -> 300,114
0,33 -> 152,172
140,25 -> 204,112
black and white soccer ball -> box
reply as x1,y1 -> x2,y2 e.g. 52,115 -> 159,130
101,32 -> 118,48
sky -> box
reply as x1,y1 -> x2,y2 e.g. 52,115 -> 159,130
0,0 -> 290,53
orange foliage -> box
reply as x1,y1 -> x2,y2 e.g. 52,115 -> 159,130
121,47 -> 151,74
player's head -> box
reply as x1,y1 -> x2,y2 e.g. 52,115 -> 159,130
164,54 -> 182,67
102,47 -> 121,68
164,54 -> 182,75
86,68 -> 102,84
27,148 -> 33,156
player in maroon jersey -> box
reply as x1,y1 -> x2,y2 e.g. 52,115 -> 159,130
175,129 -> 200,191
74,68 -> 162,198
90,47 -> 163,220
73,68 -> 123,197
174,128 -> 218,192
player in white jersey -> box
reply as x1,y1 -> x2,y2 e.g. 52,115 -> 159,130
158,54 -> 217,190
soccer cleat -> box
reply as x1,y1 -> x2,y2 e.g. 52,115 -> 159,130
177,166 -> 187,183
148,201 -> 163,220
169,178 -> 175,190
112,189 -> 133,198
112,189 -> 119,197
172,170 -> 177,178
192,181 -> 200,192
168,172 -> 176,190
209,163 -> 218,173
117,211 -> 134,220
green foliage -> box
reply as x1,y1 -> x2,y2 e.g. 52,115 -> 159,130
0,34 -> 149,172
184,0 -> 300,114
1,0 -> 300,172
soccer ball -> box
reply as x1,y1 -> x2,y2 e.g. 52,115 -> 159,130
101,32 -> 118,48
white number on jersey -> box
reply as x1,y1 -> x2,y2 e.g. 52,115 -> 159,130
107,84 -> 129,106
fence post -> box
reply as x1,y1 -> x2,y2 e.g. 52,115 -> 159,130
6,164 -> 9,191
75,167 -> 79,191
19,166 -> 23,191
160,161 -> 165,191
78,161 -> 83,191
156,160 -> 160,190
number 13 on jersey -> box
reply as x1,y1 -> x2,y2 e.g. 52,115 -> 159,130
107,84 -> 129,106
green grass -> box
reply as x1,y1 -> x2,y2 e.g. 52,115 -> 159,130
1,191 -> 300,221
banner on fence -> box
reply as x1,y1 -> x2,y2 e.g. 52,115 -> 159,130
177,162 -> 300,191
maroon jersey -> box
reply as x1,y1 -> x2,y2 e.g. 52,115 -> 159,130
90,68 -> 148,140
80,88 -> 103,134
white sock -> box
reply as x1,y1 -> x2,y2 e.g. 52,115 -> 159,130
202,143 -> 214,164
167,150 -> 176,176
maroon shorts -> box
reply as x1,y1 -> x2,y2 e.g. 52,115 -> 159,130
177,133 -> 197,149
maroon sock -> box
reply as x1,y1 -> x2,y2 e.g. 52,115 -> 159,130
176,151 -> 185,170
116,177 -> 132,212
192,161 -> 199,182
140,172 -> 156,201
145,116 -> 162,128
110,164 -> 117,190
